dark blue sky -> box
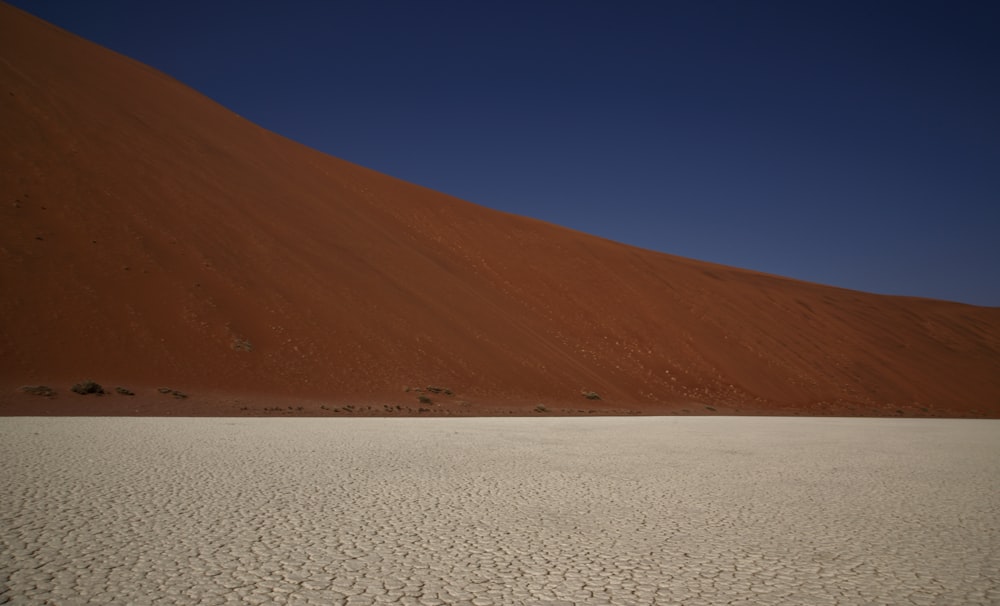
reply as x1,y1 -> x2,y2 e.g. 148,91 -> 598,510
12,1 -> 1000,306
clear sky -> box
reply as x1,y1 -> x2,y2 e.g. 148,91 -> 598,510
10,1 -> 1000,306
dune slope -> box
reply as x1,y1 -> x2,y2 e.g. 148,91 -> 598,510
2,3 -> 998,416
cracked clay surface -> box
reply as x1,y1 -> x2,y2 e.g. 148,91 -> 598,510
2,417 -> 998,605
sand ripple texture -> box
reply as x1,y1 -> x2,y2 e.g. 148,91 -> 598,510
1,417 -> 998,605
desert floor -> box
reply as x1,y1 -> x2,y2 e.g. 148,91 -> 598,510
2,417 -> 998,605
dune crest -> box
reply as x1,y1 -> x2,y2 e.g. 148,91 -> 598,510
2,2 -> 998,417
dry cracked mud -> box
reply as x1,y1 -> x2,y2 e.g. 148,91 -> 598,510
1,417 -> 998,605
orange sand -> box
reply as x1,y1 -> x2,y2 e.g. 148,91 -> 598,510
2,3 -> 998,418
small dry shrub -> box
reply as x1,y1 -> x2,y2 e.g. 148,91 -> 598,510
232,338 -> 253,352
71,381 -> 104,395
20,385 -> 56,397
426,386 -> 453,396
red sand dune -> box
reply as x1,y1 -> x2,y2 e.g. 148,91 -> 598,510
2,3 -> 999,417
